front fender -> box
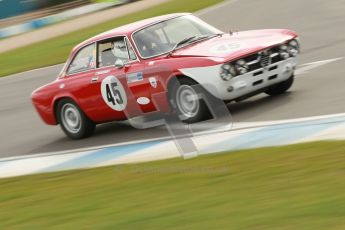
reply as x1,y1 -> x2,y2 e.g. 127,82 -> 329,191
178,64 -> 224,98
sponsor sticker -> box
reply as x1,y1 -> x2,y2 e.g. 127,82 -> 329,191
126,72 -> 143,83
149,76 -> 158,88
137,97 -> 150,105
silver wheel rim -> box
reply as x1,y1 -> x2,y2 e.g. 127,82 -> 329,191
61,103 -> 81,134
176,85 -> 200,119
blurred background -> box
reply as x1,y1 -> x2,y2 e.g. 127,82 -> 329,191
0,0 -> 134,30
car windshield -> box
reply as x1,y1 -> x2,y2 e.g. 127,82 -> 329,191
132,15 -> 222,58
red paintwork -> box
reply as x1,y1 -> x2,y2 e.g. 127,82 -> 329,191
31,13 -> 298,126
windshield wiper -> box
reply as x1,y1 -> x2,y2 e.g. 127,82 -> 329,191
167,33 -> 224,57
196,33 -> 224,40
167,36 -> 197,56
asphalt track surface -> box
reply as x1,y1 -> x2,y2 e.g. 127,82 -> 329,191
1,0 -> 345,157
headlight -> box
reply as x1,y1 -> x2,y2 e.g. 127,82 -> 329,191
235,59 -> 249,75
287,39 -> 299,57
279,44 -> 290,59
220,64 -> 235,81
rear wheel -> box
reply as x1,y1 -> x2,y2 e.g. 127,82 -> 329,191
265,75 -> 294,96
56,99 -> 95,139
169,78 -> 210,123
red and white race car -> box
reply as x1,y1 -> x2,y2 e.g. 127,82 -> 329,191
32,13 -> 300,139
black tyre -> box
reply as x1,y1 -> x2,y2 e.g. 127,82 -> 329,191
56,99 -> 95,139
265,75 -> 294,96
169,78 -> 210,123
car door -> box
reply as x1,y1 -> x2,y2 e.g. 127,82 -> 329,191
62,40 -> 127,123
80,36 -> 155,123
123,36 -> 156,115
81,37 -> 129,122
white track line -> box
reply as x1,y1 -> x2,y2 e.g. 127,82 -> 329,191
233,112 -> 345,129
296,57 -> 344,75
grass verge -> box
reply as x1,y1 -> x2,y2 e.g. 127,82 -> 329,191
1,141 -> 345,229
0,0 -> 225,77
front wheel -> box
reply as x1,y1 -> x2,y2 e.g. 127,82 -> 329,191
56,99 -> 95,139
265,75 -> 294,96
169,78 -> 210,123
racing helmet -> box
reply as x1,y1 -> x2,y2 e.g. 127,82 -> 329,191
112,39 -> 128,60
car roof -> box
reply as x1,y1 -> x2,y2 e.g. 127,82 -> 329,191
73,13 -> 190,52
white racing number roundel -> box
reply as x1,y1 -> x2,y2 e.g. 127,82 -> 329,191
101,75 -> 127,111
210,42 -> 245,54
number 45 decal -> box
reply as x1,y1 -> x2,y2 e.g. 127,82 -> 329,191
106,82 -> 124,105
101,75 -> 127,111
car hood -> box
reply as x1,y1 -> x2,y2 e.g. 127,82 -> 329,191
172,29 -> 297,61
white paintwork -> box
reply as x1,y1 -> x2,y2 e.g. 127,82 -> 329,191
179,57 -> 297,100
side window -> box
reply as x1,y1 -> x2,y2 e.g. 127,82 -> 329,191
67,43 -> 95,74
98,37 -> 133,68
125,38 -> 137,61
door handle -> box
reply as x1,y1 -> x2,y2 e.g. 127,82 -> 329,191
91,76 -> 99,83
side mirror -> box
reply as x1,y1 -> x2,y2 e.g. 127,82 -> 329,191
115,59 -> 125,69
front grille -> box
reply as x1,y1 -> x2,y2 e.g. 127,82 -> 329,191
260,50 -> 271,67
232,45 -> 284,75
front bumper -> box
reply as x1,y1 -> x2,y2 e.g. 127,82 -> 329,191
179,57 -> 297,101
